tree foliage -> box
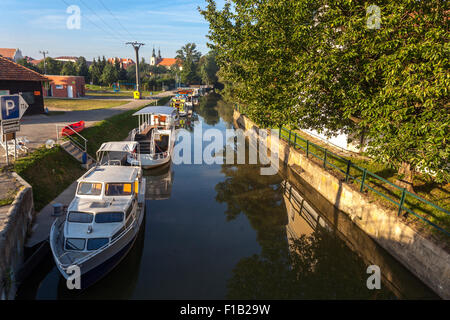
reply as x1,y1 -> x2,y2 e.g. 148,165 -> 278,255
200,0 -> 449,182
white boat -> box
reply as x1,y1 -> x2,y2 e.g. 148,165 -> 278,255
50,141 -> 146,289
127,106 -> 178,169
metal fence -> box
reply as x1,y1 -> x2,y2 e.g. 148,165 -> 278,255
234,104 -> 450,236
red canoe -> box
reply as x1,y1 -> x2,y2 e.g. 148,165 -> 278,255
61,121 -> 85,136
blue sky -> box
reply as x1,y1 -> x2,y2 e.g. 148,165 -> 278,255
0,0 -> 225,61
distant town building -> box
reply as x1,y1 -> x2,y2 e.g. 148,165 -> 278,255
0,48 -> 24,62
150,48 -> 180,69
53,56 -> 79,63
108,57 -> 135,69
0,56 -> 48,115
43,75 -> 86,98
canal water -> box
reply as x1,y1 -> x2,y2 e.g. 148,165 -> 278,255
17,94 -> 438,299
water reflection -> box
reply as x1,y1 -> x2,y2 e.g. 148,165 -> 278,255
196,92 -> 234,127
145,163 -> 174,200
216,161 -> 396,299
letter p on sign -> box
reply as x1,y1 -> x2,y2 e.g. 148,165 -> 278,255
0,96 -> 19,120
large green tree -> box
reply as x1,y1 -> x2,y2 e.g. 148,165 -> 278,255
176,43 -> 202,84
199,50 -> 219,85
60,61 -> 77,76
200,0 -> 449,184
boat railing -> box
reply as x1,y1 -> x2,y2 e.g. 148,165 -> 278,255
57,213 -> 138,268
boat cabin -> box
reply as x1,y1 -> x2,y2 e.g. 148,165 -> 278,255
63,165 -> 142,252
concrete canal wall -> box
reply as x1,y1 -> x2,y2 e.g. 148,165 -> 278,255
0,173 -> 35,300
233,110 -> 450,299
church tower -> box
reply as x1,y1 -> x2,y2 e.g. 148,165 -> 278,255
150,47 -> 157,66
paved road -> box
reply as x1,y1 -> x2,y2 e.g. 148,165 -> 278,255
0,91 -> 174,166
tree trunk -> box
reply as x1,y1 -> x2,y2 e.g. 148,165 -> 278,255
397,162 -> 415,193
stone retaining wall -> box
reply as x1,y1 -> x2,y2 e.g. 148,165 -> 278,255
0,173 -> 35,300
234,110 -> 450,299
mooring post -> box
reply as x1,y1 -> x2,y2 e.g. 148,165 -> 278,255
324,149 -> 327,168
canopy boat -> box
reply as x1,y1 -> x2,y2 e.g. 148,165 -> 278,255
128,106 -> 178,169
50,141 -> 146,289
61,120 -> 85,136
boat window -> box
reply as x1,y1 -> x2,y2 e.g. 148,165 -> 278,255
65,238 -> 85,251
95,212 -> 124,223
77,182 -> 102,196
105,183 -> 133,196
68,211 -> 93,223
87,238 -> 109,251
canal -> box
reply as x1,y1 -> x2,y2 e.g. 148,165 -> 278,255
17,94 -> 438,299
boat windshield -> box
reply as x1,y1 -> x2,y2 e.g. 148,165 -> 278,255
68,211 -> 93,223
87,238 -> 109,251
105,183 -> 133,196
77,182 -> 102,196
95,212 -> 124,223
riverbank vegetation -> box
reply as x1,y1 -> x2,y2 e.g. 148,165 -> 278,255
14,146 -> 85,211
200,0 -> 448,187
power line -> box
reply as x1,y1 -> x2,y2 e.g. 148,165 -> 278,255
78,0 -> 128,43
60,0 -> 124,43
97,0 -> 136,40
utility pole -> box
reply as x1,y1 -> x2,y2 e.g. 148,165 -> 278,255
39,50 -> 49,74
126,41 -> 145,98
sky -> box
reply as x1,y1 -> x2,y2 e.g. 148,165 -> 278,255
0,0 -> 225,61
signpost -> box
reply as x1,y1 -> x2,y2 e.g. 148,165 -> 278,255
0,94 -> 29,165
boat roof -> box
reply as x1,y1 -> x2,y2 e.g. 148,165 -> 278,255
133,106 -> 177,116
69,197 -> 131,214
79,166 -> 140,183
97,141 -> 138,153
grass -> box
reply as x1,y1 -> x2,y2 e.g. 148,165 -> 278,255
13,146 -> 85,211
279,128 -> 450,242
85,84 -> 162,98
44,98 -> 127,110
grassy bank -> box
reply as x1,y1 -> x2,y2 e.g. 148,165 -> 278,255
14,146 -> 85,211
14,95 -> 172,212
44,98 -> 126,110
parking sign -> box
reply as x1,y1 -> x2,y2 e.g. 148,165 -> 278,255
0,95 -> 29,120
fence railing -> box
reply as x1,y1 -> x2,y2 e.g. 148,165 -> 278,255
234,104 -> 450,237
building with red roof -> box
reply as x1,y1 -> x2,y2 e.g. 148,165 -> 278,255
0,56 -> 49,115
0,48 -> 24,62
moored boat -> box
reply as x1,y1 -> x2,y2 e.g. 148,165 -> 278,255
128,106 -> 178,169
50,141 -> 146,289
61,120 -> 85,136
